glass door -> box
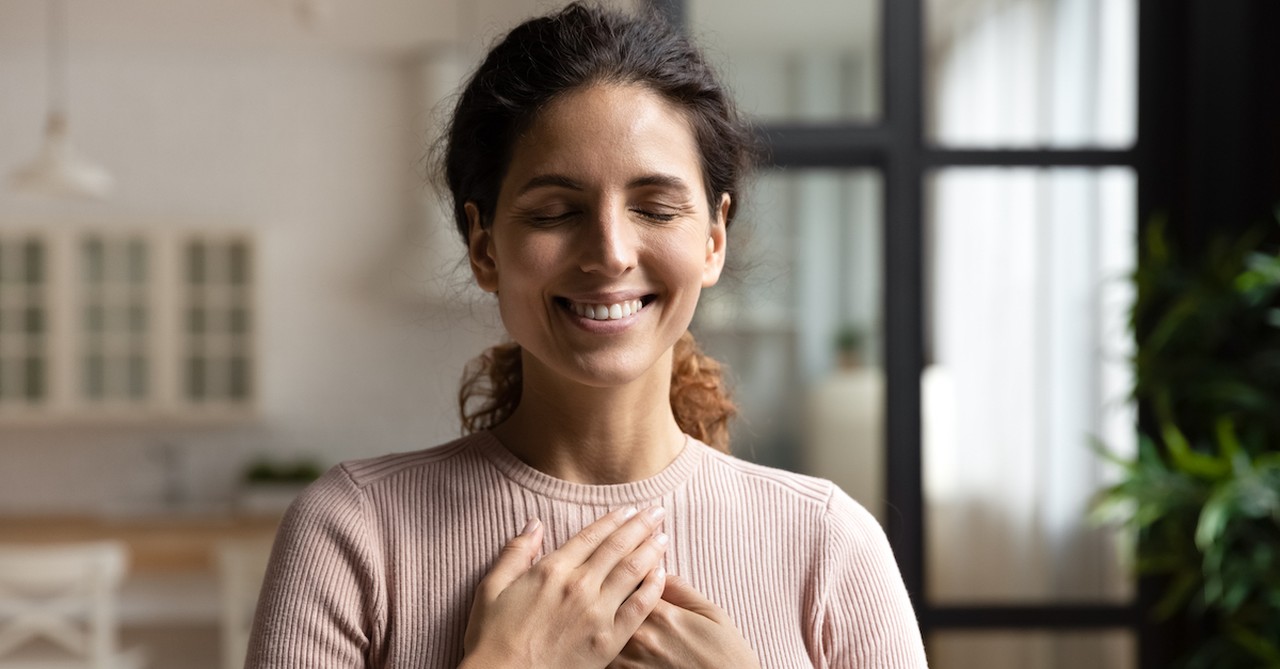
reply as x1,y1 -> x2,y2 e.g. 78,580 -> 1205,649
663,0 -> 1148,665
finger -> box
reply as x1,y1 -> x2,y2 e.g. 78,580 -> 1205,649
476,518 -> 543,599
660,572 -> 726,620
613,562 -> 666,634
547,506 -> 641,566
599,531 -> 668,600
581,506 -> 667,574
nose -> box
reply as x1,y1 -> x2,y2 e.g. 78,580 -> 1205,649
577,206 -> 637,277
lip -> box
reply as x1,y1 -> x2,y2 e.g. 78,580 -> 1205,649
557,290 -> 652,304
554,293 -> 656,334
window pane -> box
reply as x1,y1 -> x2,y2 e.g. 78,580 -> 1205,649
23,241 -> 43,284
129,303 -> 147,334
229,242 -> 249,285
128,240 -> 147,283
128,355 -> 148,399
85,354 -> 105,399
695,169 -> 885,518
926,0 -> 1137,147
182,237 -> 255,405
187,242 -> 206,285
83,238 -> 105,283
930,630 -> 1134,669
24,307 -> 43,335
229,307 -> 249,335
187,356 -> 206,401
188,307 -> 205,335
229,356 -> 250,400
0,237 -> 49,408
23,356 -> 44,400
78,236 -> 151,404
925,168 -> 1136,603
690,0 -> 880,123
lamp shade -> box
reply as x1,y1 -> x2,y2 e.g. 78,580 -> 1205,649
9,112 -> 113,200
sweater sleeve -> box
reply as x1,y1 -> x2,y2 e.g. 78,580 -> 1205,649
817,487 -> 929,668
245,464 -> 385,668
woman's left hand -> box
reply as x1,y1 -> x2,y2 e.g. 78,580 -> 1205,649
607,574 -> 761,669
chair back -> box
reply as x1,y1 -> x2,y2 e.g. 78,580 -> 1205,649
0,541 -> 129,668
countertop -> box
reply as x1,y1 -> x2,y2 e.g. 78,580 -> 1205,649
0,512 -> 281,573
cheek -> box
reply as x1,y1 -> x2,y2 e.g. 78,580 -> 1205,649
650,234 -> 710,287
495,236 -> 561,289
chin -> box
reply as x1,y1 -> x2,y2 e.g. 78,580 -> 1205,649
563,356 -> 659,389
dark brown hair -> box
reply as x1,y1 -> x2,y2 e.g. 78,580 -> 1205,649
442,2 -> 756,452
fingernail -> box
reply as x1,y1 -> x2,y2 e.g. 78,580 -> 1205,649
656,564 -> 666,580
521,518 -> 540,535
654,532 -> 669,546
646,506 -> 665,521
622,506 -> 638,520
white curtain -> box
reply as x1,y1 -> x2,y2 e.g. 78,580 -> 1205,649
924,0 -> 1137,666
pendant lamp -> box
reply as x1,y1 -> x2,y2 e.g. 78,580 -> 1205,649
9,0 -> 113,199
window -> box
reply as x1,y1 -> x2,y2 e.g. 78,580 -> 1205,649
662,0 -> 1152,665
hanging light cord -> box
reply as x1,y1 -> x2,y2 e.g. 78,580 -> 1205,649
47,0 -> 69,119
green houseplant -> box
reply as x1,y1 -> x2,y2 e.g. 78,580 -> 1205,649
1094,217 -> 1280,668
239,455 -> 325,515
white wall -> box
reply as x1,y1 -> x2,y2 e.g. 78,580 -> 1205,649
0,40 -> 505,513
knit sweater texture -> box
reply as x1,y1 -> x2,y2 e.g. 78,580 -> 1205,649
245,431 -> 928,668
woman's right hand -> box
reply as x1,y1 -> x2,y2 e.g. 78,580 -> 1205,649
460,506 -> 669,669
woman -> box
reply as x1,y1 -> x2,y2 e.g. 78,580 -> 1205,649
246,3 -> 928,668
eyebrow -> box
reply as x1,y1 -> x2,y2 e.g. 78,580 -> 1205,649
626,173 -> 693,196
515,173 -> 693,197
516,174 -> 584,195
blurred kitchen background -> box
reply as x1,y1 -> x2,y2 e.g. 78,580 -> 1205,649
1,0 -> 1277,668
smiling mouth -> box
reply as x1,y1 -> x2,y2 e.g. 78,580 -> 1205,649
556,296 -> 655,321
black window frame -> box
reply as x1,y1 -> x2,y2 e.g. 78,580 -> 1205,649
648,0 -> 1167,665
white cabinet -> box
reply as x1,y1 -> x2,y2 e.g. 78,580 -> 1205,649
0,228 -> 256,423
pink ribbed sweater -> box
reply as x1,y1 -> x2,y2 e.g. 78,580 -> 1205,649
246,432 -> 928,668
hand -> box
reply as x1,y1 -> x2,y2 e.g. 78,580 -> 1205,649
607,574 -> 761,669
461,506 -> 669,669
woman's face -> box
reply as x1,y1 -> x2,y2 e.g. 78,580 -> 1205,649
467,83 -> 728,390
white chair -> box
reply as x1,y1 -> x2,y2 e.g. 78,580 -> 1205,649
214,538 -> 273,669
0,541 -> 146,669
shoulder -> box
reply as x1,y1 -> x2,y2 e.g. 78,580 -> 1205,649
696,442 -> 891,560
696,442 -> 857,511
694,442 -> 881,536
328,432 -> 488,490
283,433 -> 488,528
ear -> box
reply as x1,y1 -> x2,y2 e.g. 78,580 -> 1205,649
701,193 -> 729,287
466,202 -> 499,293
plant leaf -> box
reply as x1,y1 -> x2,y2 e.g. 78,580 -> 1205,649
1196,484 -> 1237,552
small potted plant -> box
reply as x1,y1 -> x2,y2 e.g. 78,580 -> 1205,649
238,456 -> 324,515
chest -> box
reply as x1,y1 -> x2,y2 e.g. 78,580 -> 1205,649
373,501 -> 822,668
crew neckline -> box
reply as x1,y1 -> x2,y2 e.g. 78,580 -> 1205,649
472,430 -> 705,505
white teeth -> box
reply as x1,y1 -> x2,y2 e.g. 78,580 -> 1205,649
570,299 -> 644,321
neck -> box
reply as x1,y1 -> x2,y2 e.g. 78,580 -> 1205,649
490,349 -> 687,485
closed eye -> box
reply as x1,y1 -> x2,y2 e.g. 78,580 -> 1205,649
526,211 -> 577,226
632,209 -> 678,222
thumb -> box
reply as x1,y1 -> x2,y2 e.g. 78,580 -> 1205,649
480,518 -> 544,598
660,573 -> 722,619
